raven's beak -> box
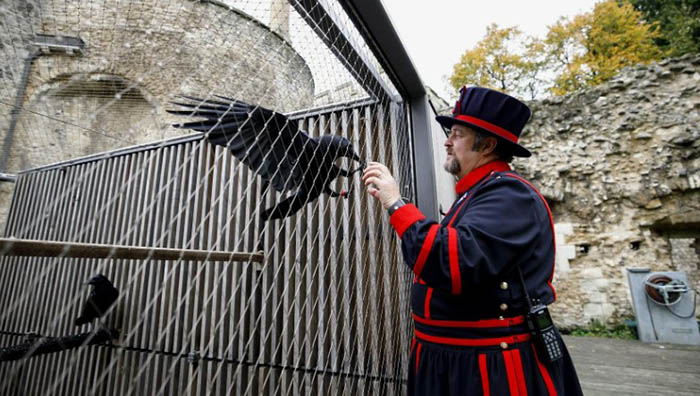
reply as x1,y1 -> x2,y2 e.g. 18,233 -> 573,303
349,152 -> 361,162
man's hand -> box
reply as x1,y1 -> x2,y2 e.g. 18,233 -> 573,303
362,162 -> 401,209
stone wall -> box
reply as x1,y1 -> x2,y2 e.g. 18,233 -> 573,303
0,0 -> 314,228
514,53 -> 700,327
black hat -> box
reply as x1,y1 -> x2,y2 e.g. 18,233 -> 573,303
436,86 -> 532,157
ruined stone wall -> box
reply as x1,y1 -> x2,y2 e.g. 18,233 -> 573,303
515,54 -> 700,327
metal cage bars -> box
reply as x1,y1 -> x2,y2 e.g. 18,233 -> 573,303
0,100 -> 413,395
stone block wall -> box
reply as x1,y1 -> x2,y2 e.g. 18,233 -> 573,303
514,54 -> 700,327
0,0 -> 314,229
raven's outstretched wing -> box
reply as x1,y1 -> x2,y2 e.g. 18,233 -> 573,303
168,95 -> 316,192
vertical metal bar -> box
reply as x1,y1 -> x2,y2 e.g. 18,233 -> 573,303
30,171 -> 60,334
350,107 -> 367,390
91,159 -> 109,245
362,104 -> 383,394
223,149 -> 238,393
390,102 -> 411,382
116,154 -> 136,357
126,151 -> 146,350
410,96 -> 439,219
50,165 -> 78,337
135,150 -> 156,351
316,113 -> 328,395
327,111 -> 341,394
304,117 -> 318,395
166,144 -> 185,353
376,102 -> 399,384
339,109 -> 355,391
74,164 -> 101,394
150,147 -> 169,388
156,146 -> 175,387
200,144 -> 216,396
235,162 -> 252,395
188,141 -> 205,395
182,141 -> 198,364
346,108 -> 369,393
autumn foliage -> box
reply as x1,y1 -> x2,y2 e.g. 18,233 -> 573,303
450,0 -> 671,98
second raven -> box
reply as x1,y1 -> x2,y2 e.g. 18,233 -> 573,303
168,96 -> 364,220
75,274 -> 119,329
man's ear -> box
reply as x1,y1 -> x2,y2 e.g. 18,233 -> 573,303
480,136 -> 498,155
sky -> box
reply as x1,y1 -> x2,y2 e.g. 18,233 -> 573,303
379,0 -> 600,101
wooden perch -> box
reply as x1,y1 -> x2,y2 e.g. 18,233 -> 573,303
0,238 -> 264,263
0,328 -> 118,362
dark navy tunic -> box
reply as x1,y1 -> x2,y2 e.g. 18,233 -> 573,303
390,161 -> 582,396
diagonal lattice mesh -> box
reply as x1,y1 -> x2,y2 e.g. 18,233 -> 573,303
0,0 -> 417,395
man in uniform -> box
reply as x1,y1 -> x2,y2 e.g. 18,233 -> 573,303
362,86 -> 583,395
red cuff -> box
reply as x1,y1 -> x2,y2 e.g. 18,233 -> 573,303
390,204 -> 425,238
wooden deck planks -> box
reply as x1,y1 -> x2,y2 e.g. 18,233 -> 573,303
563,335 -> 700,396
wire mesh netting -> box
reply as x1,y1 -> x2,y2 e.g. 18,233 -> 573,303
0,0 -> 416,394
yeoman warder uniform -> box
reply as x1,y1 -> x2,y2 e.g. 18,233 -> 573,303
390,87 -> 583,396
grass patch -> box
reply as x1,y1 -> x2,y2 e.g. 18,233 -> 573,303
561,319 -> 638,340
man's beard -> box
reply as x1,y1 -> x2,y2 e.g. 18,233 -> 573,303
443,157 -> 461,175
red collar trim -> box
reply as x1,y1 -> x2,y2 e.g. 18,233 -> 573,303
455,161 -> 511,194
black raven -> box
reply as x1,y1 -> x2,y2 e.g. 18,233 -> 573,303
74,274 -> 119,328
168,96 -> 364,220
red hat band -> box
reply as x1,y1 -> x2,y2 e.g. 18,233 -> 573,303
454,114 -> 519,144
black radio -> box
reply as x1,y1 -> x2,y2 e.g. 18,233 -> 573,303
526,304 -> 563,364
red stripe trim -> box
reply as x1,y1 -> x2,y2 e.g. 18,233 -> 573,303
447,200 -> 468,227
424,287 -> 433,319
414,329 -> 530,347
448,227 -> 461,294
479,354 -> 490,396
412,314 -> 525,328
415,343 -> 423,376
513,348 -> 529,396
413,225 -> 439,279
390,204 -> 425,239
503,350 -> 520,396
532,345 -> 558,396
455,115 -> 519,143
505,173 -> 557,301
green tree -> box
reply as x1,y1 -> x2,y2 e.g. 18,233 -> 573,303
544,0 -> 664,95
449,24 -> 545,99
629,0 -> 700,56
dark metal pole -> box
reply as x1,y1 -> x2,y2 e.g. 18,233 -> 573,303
0,329 -> 118,362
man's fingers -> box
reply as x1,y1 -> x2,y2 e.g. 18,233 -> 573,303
364,162 -> 388,173
363,176 -> 380,188
362,169 -> 384,183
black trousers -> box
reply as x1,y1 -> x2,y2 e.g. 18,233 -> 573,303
408,331 -> 583,396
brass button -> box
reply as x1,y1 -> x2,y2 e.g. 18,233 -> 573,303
499,303 -> 508,311
500,342 -> 508,349
500,281 -> 509,290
